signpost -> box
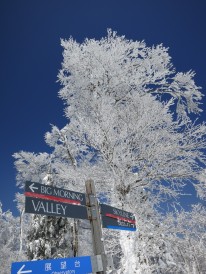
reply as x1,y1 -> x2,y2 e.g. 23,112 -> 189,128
11,256 -> 92,274
100,203 -> 136,231
85,180 -> 107,274
15,180 -> 137,273
25,182 -> 87,219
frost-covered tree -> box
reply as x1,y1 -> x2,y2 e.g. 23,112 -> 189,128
13,153 -> 75,259
14,192 -> 30,257
0,202 -> 25,274
13,142 -> 91,259
162,204 -> 206,273
56,29 -> 206,272
196,169 -> 206,200
27,176 -> 73,260
57,29 -> 206,202
13,30 -> 206,273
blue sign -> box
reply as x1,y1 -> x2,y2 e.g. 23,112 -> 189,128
100,204 -> 137,231
11,256 -> 92,274
101,215 -> 137,231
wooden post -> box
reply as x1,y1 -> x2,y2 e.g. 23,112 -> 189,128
85,179 -> 107,274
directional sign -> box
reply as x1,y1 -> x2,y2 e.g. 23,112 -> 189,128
100,203 -> 136,223
25,181 -> 86,206
101,215 -> 136,231
11,256 -> 92,274
25,196 -> 88,219
100,203 -> 136,231
24,182 -> 88,219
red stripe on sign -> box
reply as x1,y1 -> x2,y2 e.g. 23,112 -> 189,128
105,213 -> 136,224
24,192 -> 81,205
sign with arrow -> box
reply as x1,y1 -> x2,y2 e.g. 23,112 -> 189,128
24,182 -> 88,219
16,264 -> 32,274
25,181 -> 86,206
11,256 -> 92,274
100,203 -> 136,231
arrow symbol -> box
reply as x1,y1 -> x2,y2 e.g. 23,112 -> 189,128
17,265 -> 32,274
130,214 -> 135,220
29,183 -> 38,192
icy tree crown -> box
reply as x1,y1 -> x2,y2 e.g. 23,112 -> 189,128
58,29 -> 202,122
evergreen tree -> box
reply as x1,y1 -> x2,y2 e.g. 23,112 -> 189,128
25,175 -> 73,260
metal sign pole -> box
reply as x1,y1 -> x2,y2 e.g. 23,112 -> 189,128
85,179 -> 107,274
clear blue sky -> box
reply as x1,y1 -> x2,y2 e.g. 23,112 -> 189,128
1,0 -> 206,215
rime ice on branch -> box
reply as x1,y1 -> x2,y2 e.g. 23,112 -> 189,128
13,30 -> 206,273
